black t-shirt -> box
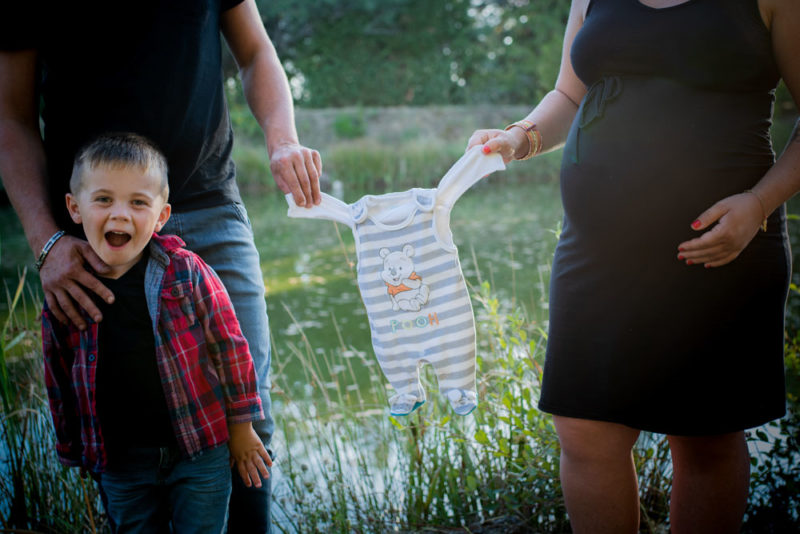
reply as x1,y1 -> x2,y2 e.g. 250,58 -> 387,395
0,0 -> 245,228
95,251 -> 176,459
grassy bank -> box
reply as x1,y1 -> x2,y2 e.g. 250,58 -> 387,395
2,271 -> 799,532
229,98 -> 564,197
1,104 -> 799,532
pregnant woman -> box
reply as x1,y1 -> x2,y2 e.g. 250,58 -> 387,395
467,0 -> 800,532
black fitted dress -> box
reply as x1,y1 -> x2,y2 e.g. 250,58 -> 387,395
537,0 -> 790,435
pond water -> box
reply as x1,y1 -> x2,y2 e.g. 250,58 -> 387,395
247,181 -> 563,404
1,180 -> 797,529
0,180 -> 561,401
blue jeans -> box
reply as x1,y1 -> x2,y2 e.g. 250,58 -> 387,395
162,202 -> 273,532
100,445 -> 231,533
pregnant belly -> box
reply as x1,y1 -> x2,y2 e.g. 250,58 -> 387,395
559,76 -> 774,249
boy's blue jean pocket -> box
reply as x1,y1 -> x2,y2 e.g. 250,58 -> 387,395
100,445 -> 231,533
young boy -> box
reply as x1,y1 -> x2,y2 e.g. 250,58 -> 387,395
40,132 -> 272,533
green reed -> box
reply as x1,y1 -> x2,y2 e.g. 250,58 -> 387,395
233,136 -> 563,199
1,222 -> 798,533
268,277 -> 676,533
0,271 -> 108,532
1,273 -> 799,532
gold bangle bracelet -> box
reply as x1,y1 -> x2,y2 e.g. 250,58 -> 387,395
531,128 -> 543,157
504,120 -> 540,160
745,189 -> 768,232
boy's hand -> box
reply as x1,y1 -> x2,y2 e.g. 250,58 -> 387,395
228,422 -> 272,488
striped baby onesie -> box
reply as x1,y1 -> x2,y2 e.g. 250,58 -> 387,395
287,148 -> 504,415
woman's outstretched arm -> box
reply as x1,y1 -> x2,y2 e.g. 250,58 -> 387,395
466,0 -> 589,162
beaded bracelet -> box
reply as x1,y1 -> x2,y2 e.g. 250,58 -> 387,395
35,230 -> 66,271
745,189 -> 768,232
504,120 -> 542,160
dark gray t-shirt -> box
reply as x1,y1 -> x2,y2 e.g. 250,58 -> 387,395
1,0 -> 246,228
94,251 -> 176,460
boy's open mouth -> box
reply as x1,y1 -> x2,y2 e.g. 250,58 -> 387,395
105,231 -> 131,247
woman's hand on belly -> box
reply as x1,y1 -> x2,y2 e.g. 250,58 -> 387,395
676,192 -> 765,268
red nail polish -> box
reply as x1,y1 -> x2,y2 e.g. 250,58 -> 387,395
678,247 -> 685,252
482,145 -> 491,154
678,255 -> 684,260
686,260 -> 693,265
691,220 -> 701,229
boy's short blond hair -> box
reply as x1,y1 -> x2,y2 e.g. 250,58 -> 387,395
70,132 -> 169,199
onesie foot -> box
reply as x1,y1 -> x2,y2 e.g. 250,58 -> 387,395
389,393 -> 426,416
445,389 -> 477,416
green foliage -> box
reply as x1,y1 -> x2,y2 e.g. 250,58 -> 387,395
231,141 -> 272,193
274,281 -> 570,533
634,432 -> 672,530
2,269 -> 797,532
226,81 -> 263,140
1,193 -> 798,531
257,0 -> 571,107
743,303 -> 800,532
258,0 -> 477,107
462,281 -> 567,530
324,140 -> 462,196
0,274 -> 109,532
224,103 -> 564,197
332,111 -> 367,140
460,0 -> 570,104
774,81 -> 798,119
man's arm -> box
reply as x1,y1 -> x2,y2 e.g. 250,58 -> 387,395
0,50 -> 56,257
0,50 -> 112,328
221,0 -> 321,208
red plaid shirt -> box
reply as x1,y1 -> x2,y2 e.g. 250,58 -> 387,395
41,234 -> 264,472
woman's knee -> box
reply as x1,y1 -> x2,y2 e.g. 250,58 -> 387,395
553,415 -> 640,464
668,431 -> 748,467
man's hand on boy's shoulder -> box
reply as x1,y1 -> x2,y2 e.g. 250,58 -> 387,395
40,235 -> 114,330
228,422 -> 272,488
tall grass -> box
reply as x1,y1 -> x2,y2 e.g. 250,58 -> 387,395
2,145 -> 799,531
270,279 -> 569,533
233,136 -> 563,199
744,297 -> 800,533
267,274 -> 694,533
1,255 -> 799,532
0,270 -> 108,532
229,102 -> 564,198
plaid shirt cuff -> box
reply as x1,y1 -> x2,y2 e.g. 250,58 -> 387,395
226,398 -> 264,425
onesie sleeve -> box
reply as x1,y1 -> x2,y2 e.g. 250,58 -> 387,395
286,193 -> 354,228
435,146 -> 505,208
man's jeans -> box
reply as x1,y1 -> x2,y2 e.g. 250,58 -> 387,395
162,202 -> 274,532
100,445 -> 231,533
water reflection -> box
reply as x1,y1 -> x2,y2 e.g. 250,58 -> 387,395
253,182 -> 563,404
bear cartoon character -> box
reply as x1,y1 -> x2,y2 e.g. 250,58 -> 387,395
379,244 -> 430,312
